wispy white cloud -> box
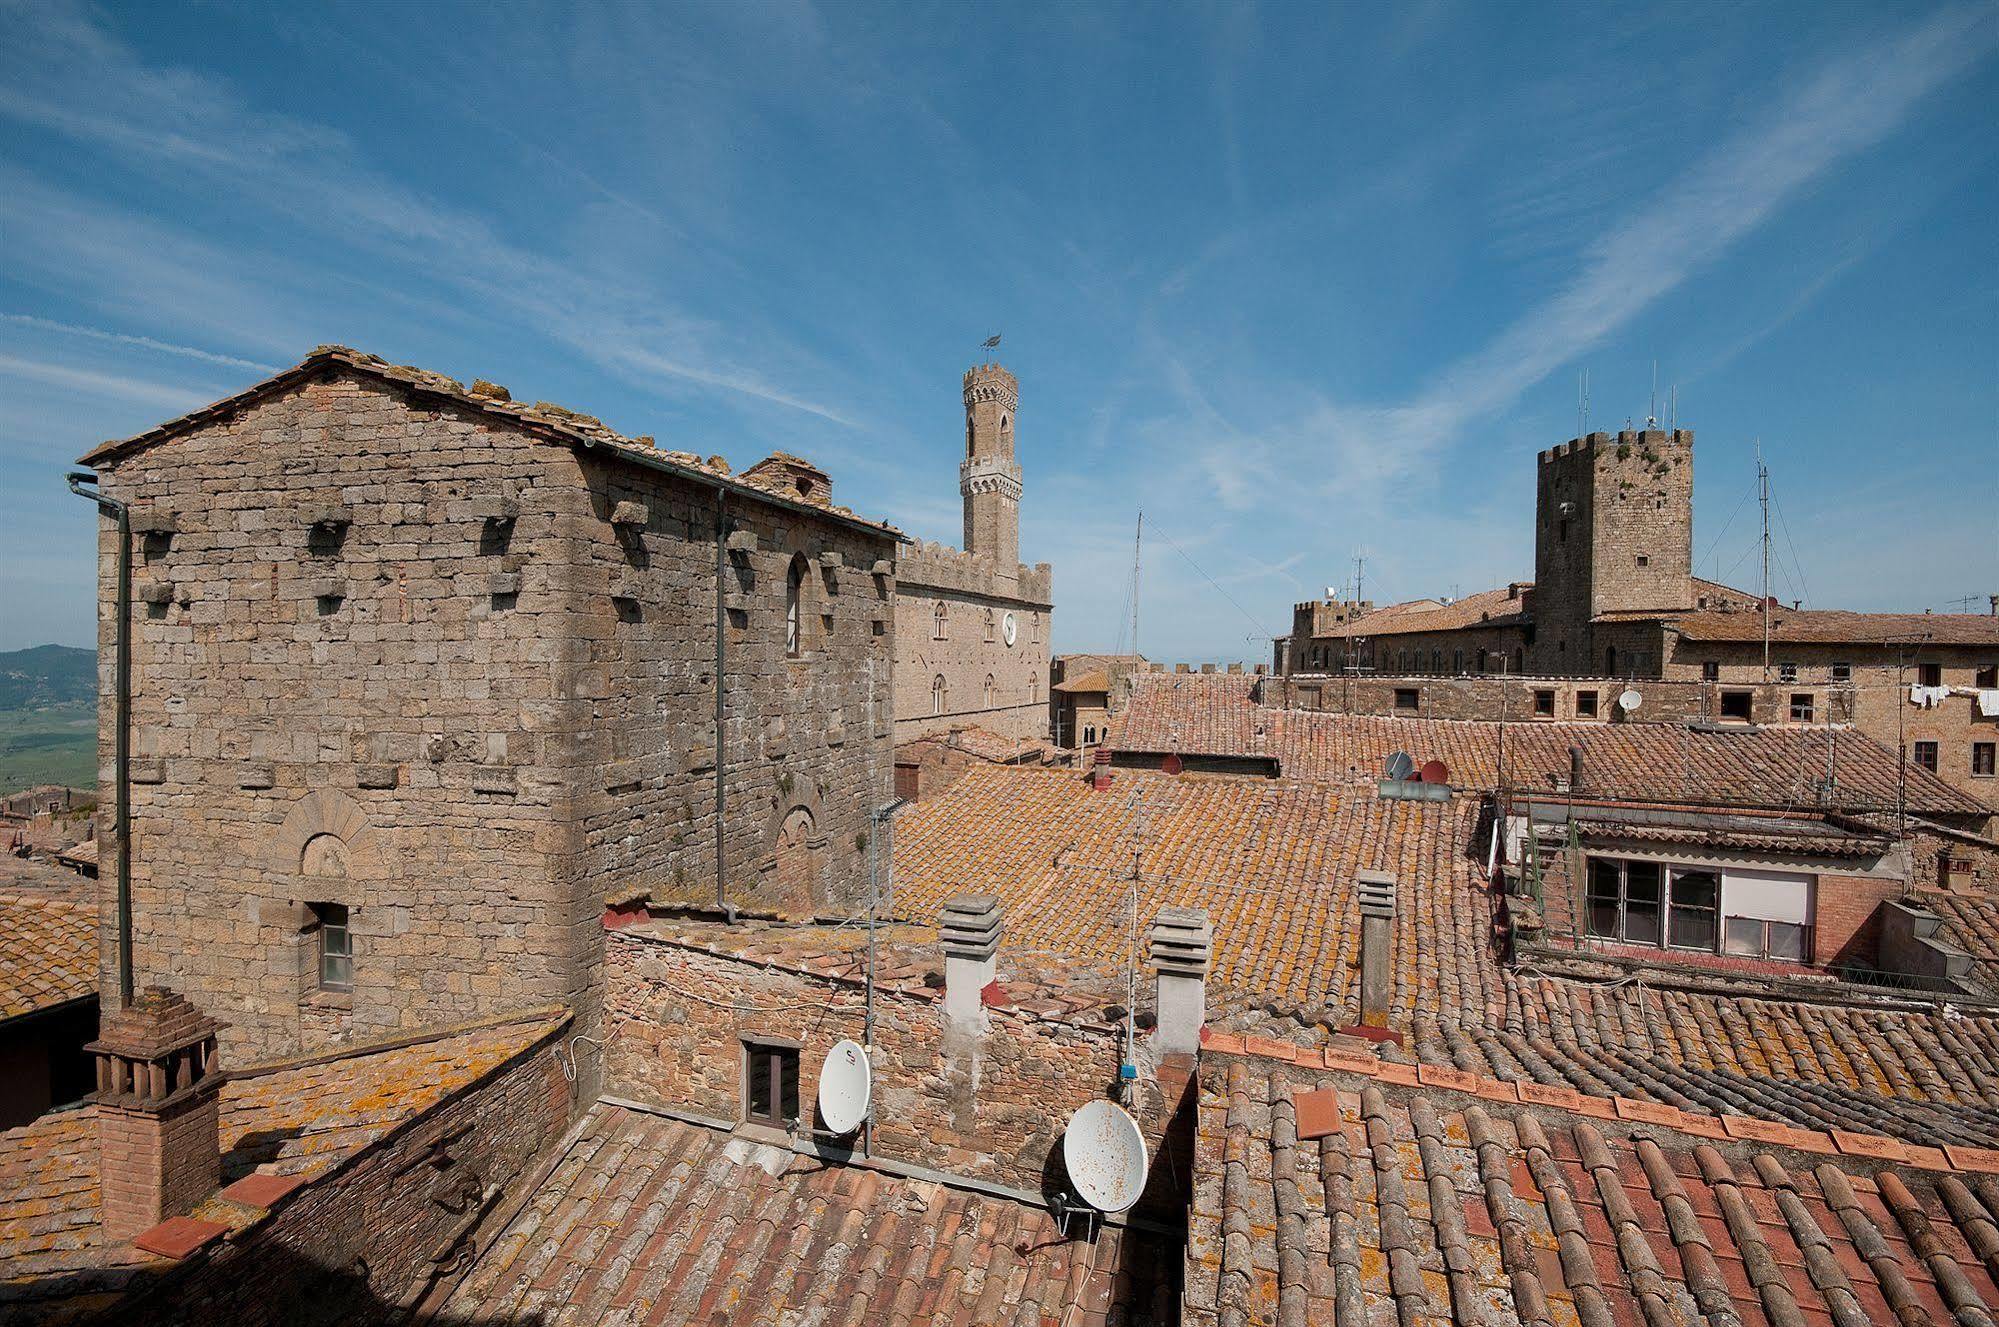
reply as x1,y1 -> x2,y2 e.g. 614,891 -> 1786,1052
0,313 -> 275,373
0,0 -> 861,427
0,351 -> 215,413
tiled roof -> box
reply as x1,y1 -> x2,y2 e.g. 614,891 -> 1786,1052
1657,607 -> 1999,645
1052,669 -> 1110,694
1917,891 -> 1999,998
441,1102 -> 1176,1325
1301,585 -> 1533,639
892,765 -> 1504,1024
79,346 -> 901,539
1112,672 -> 1987,817
0,1011 -> 564,1308
1190,1048 -> 1999,1327
0,893 -> 96,1022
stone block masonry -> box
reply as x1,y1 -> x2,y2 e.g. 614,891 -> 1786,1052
601,923 -> 1192,1211
83,350 -> 897,1066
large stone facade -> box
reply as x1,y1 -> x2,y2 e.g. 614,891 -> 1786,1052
82,349 -> 897,1063
892,364 -> 1053,744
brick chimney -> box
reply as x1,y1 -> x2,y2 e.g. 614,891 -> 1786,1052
1355,872 -> 1396,1029
939,895 -> 1002,1028
1089,746 -> 1114,791
1149,907 -> 1212,1054
88,987 -> 225,1243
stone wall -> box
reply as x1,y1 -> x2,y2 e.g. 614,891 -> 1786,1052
893,541 -> 1052,745
601,923 -> 1191,1207
1531,430 -> 1695,672
89,364 -> 895,1063
119,1018 -> 572,1325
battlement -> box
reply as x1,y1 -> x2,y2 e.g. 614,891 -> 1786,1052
898,539 -> 1053,607
1539,428 -> 1694,466
962,362 -> 1018,410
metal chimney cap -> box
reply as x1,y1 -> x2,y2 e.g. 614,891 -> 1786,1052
1356,870 -> 1397,919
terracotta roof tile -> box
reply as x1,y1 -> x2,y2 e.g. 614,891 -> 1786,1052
443,1102 -> 1177,1324
1112,672 -> 1986,817
0,1013 -> 563,1311
0,892 -> 96,1022
1192,1053 -> 1999,1326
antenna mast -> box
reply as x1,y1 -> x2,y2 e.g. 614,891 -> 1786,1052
1758,441 -> 1771,680
1129,510 -> 1143,658
1353,547 -> 1366,605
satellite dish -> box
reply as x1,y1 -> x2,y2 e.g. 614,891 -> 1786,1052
1002,612 -> 1018,647
1162,752 -> 1184,775
1062,1100 -> 1149,1213
1618,689 -> 1642,713
1385,751 -> 1416,782
816,1039 -> 872,1136
1419,759 -> 1449,784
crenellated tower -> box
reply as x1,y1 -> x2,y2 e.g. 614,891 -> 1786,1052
960,363 -> 1022,572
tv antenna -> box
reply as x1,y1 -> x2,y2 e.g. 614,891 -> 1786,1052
1757,440 -> 1771,680
1577,368 -> 1590,436
1129,510 -> 1143,658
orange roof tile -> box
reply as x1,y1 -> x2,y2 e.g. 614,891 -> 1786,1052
0,893 -> 97,1022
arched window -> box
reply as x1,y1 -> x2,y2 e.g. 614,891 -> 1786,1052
786,554 -> 808,658
984,608 -> 996,642
966,416 -> 976,458
1452,648 -> 1464,674
1431,648 -> 1442,673
983,674 -> 996,708
1476,647 -> 1488,673
1605,646 -> 1618,675
933,601 -> 947,640
932,674 -> 948,715
999,413 -> 1012,455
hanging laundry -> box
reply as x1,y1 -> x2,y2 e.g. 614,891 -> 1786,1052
1980,689 -> 1999,717
1908,684 -> 1950,708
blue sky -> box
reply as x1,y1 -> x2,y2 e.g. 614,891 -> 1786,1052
0,0 -> 1993,661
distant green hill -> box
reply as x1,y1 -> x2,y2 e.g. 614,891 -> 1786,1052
0,645 -> 96,710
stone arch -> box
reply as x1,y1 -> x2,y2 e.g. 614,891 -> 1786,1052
762,777 -> 828,909
268,788 -> 381,880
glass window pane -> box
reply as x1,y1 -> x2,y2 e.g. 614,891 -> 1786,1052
1625,897 -> 1661,946
1586,860 -> 1621,938
1671,870 -> 1718,910
779,1050 -> 799,1122
747,1050 -> 772,1120
1625,861 -> 1661,904
1766,922 -> 1805,962
1723,917 -> 1764,956
1671,907 -> 1717,951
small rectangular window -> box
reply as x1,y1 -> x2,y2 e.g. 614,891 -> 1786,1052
1720,690 -> 1753,720
1636,555 -> 1650,567
743,1041 -> 800,1128
1533,689 -> 1555,717
1973,743 -> 1995,778
1668,869 -> 1719,951
1919,663 -> 1943,688
1777,662 -> 1797,683
1575,690 -> 1599,718
313,903 -> 352,992
1913,741 -> 1939,773
1830,663 -> 1852,683
1701,661 -> 1720,682
1393,687 -> 1419,712
1790,693 -> 1814,723
1978,665 -> 1997,689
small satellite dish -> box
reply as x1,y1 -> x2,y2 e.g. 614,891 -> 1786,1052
1063,1100 -> 1149,1213
1419,759 -> 1449,784
1385,751 -> 1416,782
1618,689 -> 1642,713
1162,752 -> 1184,775
816,1039 -> 872,1136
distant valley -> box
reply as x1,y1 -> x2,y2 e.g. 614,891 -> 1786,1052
0,645 -> 96,792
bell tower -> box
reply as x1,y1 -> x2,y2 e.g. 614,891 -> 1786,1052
960,363 -> 1021,571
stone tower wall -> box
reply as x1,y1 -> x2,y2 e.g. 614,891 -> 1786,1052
89,366 -> 894,1064
960,363 -> 1021,571
1531,429 -> 1694,672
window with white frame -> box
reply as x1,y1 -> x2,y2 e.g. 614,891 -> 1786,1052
1586,856 -> 1811,961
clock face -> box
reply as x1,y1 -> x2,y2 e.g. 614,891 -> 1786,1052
1002,612 -> 1018,647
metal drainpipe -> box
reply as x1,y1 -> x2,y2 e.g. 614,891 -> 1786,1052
714,487 -> 731,921
67,471 -> 134,1006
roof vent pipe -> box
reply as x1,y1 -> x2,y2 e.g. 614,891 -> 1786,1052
1355,872 -> 1396,1029
1569,746 -> 1584,794
1149,907 -> 1212,1055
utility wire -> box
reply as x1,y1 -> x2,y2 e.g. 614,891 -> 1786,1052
1770,488 -> 1812,606
1152,526 -> 1273,641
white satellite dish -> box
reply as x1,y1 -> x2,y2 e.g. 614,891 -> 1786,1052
1062,1099 -> 1149,1213
817,1039 -> 872,1136
1618,689 -> 1643,713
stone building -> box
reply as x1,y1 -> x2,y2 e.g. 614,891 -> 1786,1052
892,363 -> 1053,744
1276,426 -> 1999,812
77,346 -> 899,1063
